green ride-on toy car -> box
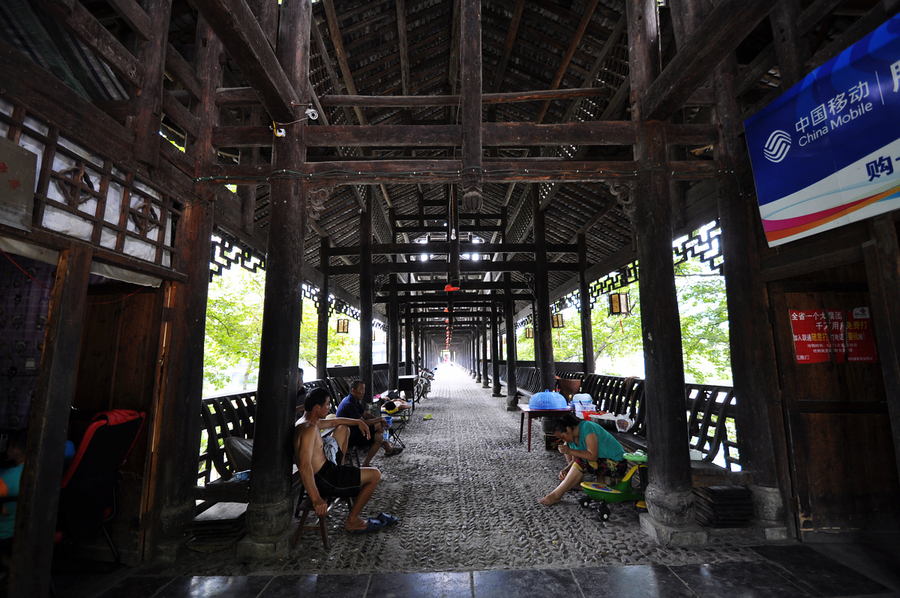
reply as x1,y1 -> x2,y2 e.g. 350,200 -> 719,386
579,451 -> 648,521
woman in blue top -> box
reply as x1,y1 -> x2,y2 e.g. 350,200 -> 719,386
540,413 -> 628,505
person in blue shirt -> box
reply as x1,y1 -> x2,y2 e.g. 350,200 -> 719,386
0,429 -> 27,560
540,413 -> 628,506
335,380 -> 402,466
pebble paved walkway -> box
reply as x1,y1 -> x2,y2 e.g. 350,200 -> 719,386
154,363 -> 768,577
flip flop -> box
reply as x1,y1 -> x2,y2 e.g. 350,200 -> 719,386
385,446 -> 404,457
376,512 -> 399,526
349,518 -> 388,534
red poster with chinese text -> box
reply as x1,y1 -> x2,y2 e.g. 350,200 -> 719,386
790,310 -> 834,363
846,307 -> 878,362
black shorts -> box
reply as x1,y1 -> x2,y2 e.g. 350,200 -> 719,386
348,425 -> 375,448
314,460 -> 361,499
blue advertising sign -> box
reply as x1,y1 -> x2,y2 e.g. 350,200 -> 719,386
744,15 -> 900,246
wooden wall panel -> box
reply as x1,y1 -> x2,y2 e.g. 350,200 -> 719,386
799,413 -> 899,531
771,266 -> 900,538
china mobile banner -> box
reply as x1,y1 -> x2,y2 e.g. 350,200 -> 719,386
744,15 -> 900,247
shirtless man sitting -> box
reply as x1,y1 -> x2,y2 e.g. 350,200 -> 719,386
294,388 -> 399,534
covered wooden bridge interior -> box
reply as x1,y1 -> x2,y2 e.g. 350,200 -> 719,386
1,0 -> 900,595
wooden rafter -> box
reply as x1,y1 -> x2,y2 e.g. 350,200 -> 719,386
534,0 -> 600,124
191,0 -> 299,123
642,0 -> 780,120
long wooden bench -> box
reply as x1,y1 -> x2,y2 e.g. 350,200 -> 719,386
195,379 -> 339,511
581,375 -> 750,487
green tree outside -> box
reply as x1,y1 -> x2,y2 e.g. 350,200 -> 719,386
203,267 -> 363,392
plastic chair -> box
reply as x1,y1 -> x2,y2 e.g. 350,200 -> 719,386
56,410 -> 145,565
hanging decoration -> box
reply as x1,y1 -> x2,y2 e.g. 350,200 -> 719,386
608,293 -> 630,316
336,318 -> 350,334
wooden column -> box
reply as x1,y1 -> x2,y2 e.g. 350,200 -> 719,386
863,217 -> 900,484
247,0 -> 310,543
9,244 -> 91,598
533,191 -> 556,391
769,0 -> 809,88
578,234 -> 595,374
491,301 -> 502,396
404,305 -> 413,375
627,0 -> 693,531
481,318 -> 490,388
474,325 -> 482,382
714,59 -> 785,493
360,187 -> 374,402
460,0 -> 483,210
150,16 -> 218,556
504,272 -> 518,409
131,0 -> 173,167
389,274 -> 400,390
316,238 -> 330,378
414,320 -> 421,371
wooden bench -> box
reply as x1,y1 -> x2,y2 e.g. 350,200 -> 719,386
195,379 -> 340,511
581,376 -> 749,487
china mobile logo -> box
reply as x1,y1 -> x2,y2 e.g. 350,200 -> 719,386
763,130 -> 792,163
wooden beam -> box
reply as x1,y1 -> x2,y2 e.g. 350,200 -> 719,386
460,0 -> 483,197
132,0 -> 174,168
642,0 -> 780,120
318,87 -> 612,107
165,43 -> 203,101
375,280 -> 528,293
106,0 -> 151,41
191,0 -> 299,123
534,0 -> 599,123
448,0 -> 461,123
210,121 -> 714,148
0,40 -> 134,162
33,0 -> 144,88
329,260 -> 579,276
491,0 -> 526,94
165,90 -> 200,137
396,0 -> 411,97
201,158 -> 683,184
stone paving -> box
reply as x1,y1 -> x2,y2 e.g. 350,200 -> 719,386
154,363 -> 769,577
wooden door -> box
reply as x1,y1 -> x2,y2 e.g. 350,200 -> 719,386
771,280 -> 900,540
71,282 -> 164,564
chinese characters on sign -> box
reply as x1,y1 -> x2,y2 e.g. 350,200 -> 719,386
745,16 -> 900,247
789,308 -> 878,364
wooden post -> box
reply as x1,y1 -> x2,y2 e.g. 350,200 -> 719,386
149,16 -> 218,558
714,59 -> 785,493
504,272 -> 519,409
533,190 -> 556,391
460,0 -> 483,210
482,317 -> 490,388
316,238 -> 330,378
389,273 -> 400,390
474,324 -> 482,382
863,217 -> 900,485
491,301 -> 502,396
578,234 -> 595,374
9,244 -> 91,598
414,319 -> 421,371
360,187 -> 374,402
246,0 -> 310,544
628,0 -> 693,532
131,0 -> 173,168
405,304 -> 413,375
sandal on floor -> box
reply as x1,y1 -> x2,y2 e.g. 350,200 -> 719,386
385,447 -> 404,457
376,512 -> 399,526
349,518 -> 388,534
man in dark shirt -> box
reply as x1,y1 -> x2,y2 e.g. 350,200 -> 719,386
335,380 -> 402,465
